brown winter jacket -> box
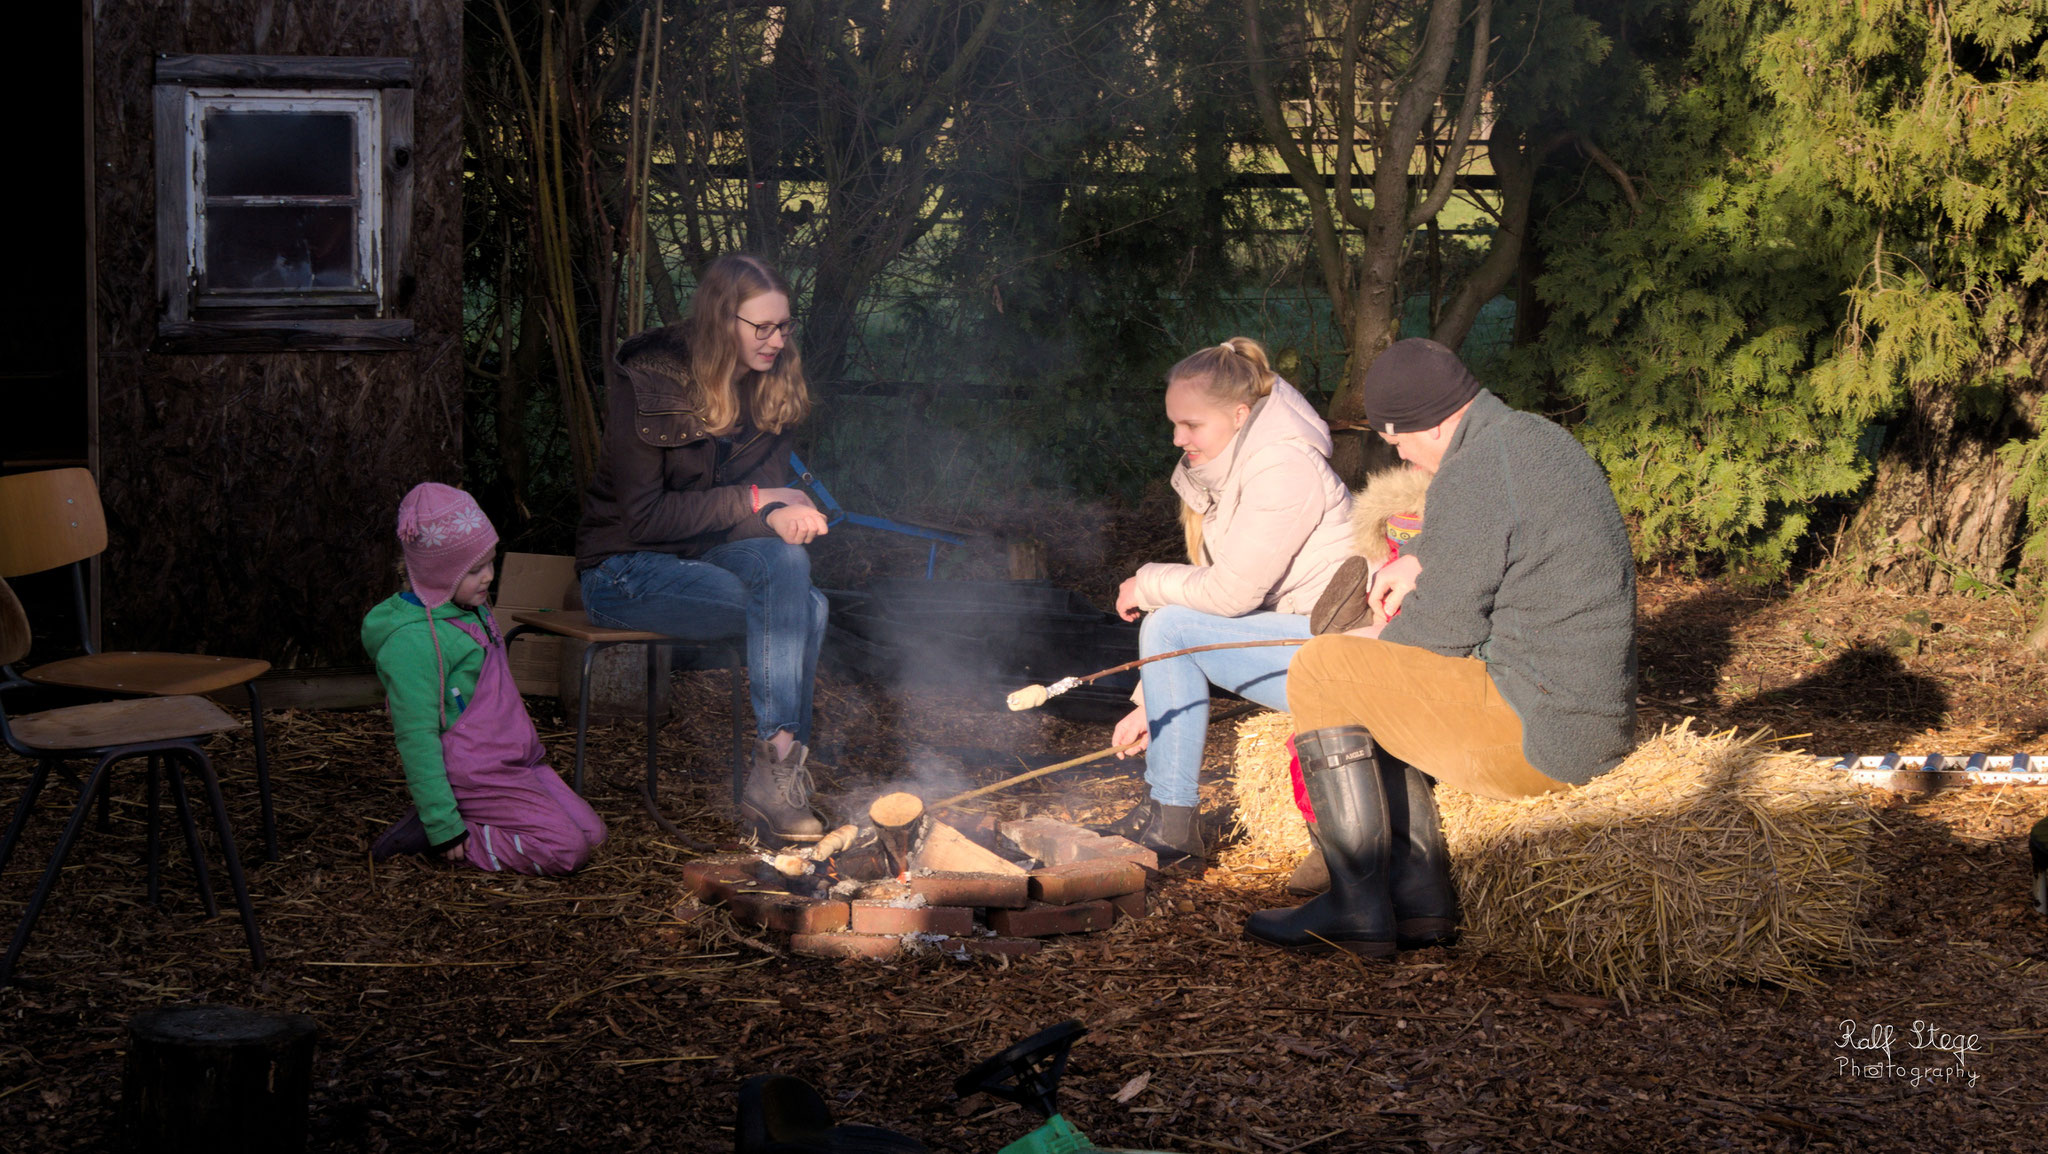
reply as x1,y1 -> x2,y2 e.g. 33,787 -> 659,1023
575,326 -> 797,572
1131,377 -> 1354,617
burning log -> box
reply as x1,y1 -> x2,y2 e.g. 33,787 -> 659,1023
870,792 -> 926,878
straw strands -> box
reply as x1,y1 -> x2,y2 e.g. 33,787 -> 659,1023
1231,715 -> 1877,1001
1227,710 -> 1316,863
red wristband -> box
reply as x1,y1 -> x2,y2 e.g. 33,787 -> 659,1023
751,484 -> 760,513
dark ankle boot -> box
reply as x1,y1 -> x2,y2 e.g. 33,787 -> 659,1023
1092,798 -> 1204,869
1384,759 -> 1460,949
1140,803 -> 1206,870
1243,727 -> 1396,958
371,808 -> 429,862
1285,825 -> 1331,896
1093,798 -> 1159,841
740,739 -> 826,844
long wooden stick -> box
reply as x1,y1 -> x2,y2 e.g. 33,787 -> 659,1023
936,702 -> 1261,808
1008,638 -> 1306,710
931,740 -> 1142,809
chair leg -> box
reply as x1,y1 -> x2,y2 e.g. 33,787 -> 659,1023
729,657 -> 748,815
246,682 -> 278,863
95,765 -> 113,832
0,757 -> 115,989
645,642 -> 662,808
164,757 -> 219,917
573,642 -> 599,795
183,747 -> 264,972
145,754 -> 163,907
0,759 -> 55,879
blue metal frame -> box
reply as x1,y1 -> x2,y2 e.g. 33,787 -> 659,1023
789,452 -> 967,578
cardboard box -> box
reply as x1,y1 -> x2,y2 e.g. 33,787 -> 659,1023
493,552 -> 578,697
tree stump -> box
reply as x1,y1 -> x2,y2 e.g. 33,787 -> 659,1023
123,1004 -> 318,1153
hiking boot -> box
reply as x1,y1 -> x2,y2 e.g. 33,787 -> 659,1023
740,739 -> 826,844
1243,726 -> 1396,958
1284,826 -> 1330,896
371,808 -> 430,862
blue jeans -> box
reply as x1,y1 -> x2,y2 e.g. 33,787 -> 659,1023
1138,605 -> 1310,808
580,539 -> 829,744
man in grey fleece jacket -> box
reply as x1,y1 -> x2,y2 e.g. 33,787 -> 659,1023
1245,338 -> 1637,959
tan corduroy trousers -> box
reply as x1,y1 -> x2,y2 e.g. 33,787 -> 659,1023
1287,635 -> 1568,801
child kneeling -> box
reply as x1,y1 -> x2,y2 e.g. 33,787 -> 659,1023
362,483 -> 607,873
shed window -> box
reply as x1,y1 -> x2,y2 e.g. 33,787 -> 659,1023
190,94 -> 381,303
154,56 -> 415,353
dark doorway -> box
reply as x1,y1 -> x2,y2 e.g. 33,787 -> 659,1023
2,2 -> 91,473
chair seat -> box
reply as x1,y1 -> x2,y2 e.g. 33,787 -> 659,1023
26,652 -> 271,696
11,695 -> 242,753
507,609 -> 676,644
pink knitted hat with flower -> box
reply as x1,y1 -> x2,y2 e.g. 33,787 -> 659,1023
396,482 -> 498,609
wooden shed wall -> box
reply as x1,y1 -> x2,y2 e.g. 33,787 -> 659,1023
93,2 -> 463,667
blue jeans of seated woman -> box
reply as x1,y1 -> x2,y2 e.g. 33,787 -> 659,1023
580,539 -> 829,744
1138,605 -> 1311,809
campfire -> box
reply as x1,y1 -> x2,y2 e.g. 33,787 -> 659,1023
680,792 -> 1156,960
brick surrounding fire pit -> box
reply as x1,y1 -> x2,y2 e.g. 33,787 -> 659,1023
678,817 -> 1149,961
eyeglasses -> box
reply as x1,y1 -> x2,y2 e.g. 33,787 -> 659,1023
735,315 -> 798,340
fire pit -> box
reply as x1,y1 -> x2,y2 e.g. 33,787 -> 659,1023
678,804 -> 1155,961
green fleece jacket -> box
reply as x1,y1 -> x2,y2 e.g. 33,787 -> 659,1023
362,593 -> 493,846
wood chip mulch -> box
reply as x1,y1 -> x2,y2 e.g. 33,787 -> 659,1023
4,571 -> 2047,1152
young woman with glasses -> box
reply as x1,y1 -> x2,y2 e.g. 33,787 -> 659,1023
574,254 -> 832,844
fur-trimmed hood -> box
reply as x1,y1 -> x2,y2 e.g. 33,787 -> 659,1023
1350,466 -> 1431,563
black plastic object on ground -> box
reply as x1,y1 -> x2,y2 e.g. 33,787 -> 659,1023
734,1074 -> 930,1154
954,1020 -> 1089,1120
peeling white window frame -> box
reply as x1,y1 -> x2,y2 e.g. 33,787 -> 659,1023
153,54 -> 416,354
182,88 -> 385,309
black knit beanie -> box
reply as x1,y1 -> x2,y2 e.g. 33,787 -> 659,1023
1360,338 -> 1482,434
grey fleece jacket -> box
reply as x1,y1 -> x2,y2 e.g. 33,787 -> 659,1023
1380,390 -> 1637,783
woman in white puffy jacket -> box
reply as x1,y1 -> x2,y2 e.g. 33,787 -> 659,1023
1101,337 -> 1358,868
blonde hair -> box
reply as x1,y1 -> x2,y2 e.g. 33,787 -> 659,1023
685,254 -> 812,435
1169,336 -> 1278,409
1169,337 -> 1278,562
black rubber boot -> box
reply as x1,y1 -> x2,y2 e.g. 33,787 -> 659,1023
1243,727 -> 1396,958
1284,825 -> 1330,896
370,808 -> 429,862
740,739 -> 826,844
1384,758 -> 1460,950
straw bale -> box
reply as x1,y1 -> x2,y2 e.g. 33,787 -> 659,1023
1230,715 -> 1876,1001
1226,710 -> 1314,862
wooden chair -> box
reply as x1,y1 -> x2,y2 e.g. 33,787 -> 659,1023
495,554 -> 748,833
0,578 -> 263,988
0,468 -> 278,861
